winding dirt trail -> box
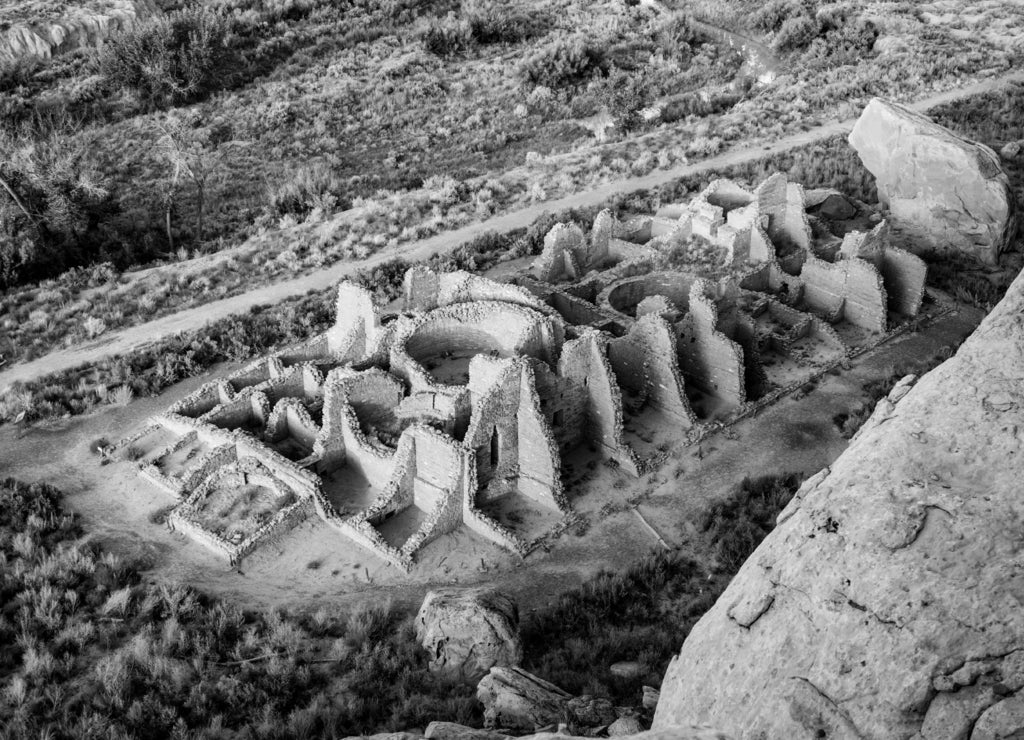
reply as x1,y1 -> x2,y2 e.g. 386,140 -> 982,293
2,70 -> 1022,392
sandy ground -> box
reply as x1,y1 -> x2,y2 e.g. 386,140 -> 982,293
2,70 -> 1022,393
0,301 -> 984,616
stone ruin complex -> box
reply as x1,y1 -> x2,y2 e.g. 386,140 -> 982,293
111,172 -> 929,572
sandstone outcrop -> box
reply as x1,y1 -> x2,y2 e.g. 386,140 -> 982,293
849,98 -> 1016,265
416,588 -> 522,682
654,266 -> 1024,737
0,1 -> 154,65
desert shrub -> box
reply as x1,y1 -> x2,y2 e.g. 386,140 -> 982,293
750,0 -> 800,33
604,69 -> 650,134
518,35 -> 608,89
420,2 -> 539,57
802,12 -> 879,66
267,162 -> 348,218
418,16 -> 474,56
522,472 -> 804,701
0,119 -> 119,288
464,0 -> 539,45
925,251 -> 1016,311
773,14 -> 820,52
99,6 -> 234,106
0,56 -> 42,95
700,473 -> 802,572
521,549 -> 712,700
653,13 -> 701,62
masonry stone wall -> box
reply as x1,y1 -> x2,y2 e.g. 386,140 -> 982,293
329,282 -> 384,362
599,271 -> 697,319
880,247 -> 928,317
799,255 -> 848,321
677,280 -> 746,406
515,364 -> 565,509
610,314 -> 696,426
842,257 -> 889,332
558,332 -> 641,474
127,179 -> 926,573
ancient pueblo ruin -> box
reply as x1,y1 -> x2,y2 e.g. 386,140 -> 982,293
109,157 -> 933,572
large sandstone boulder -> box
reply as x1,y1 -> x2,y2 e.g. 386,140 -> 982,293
849,98 -> 1016,265
415,588 -> 522,682
654,266 -> 1024,738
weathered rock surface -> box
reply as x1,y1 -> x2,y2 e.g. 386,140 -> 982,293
849,98 -> 1016,264
609,661 -> 646,679
654,266 -> 1024,738
416,588 -> 522,682
423,721 -> 511,739
476,667 -> 572,731
804,188 -> 858,221
608,716 -> 646,736
642,687 -> 660,712
515,727 -> 731,740
0,1 -> 155,64
566,694 -> 617,728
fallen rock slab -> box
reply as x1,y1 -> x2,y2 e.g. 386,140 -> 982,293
416,588 -> 522,682
476,667 -> 572,732
515,727 -> 731,739
424,721 -> 511,739
654,267 -> 1024,736
849,97 -> 1016,264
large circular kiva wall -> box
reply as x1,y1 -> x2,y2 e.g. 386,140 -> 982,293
393,301 -> 561,389
599,271 -> 699,318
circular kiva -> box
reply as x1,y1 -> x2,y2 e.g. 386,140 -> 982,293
598,271 -> 700,319
391,301 -> 562,391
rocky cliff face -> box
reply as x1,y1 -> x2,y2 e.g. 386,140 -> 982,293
849,98 -> 1017,265
654,267 -> 1024,738
0,1 -> 155,65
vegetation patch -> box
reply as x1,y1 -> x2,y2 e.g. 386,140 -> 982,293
0,471 -> 802,736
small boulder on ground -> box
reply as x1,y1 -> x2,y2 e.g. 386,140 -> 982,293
804,188 -> 858,221
1001,141 -> 1021,160
416,588 -> 522,682
641,687 -> 660,712
476,667 -> 572,732
608,716 -> 645,736
609,661 -> 646,679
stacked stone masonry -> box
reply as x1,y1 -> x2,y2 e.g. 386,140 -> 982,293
116,176 -> 929,571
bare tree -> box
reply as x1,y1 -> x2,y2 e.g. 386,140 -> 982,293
156,115 -> 233,251
0,115 -> 111,284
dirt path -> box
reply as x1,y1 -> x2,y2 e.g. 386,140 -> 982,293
2,70 -> 1021,393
